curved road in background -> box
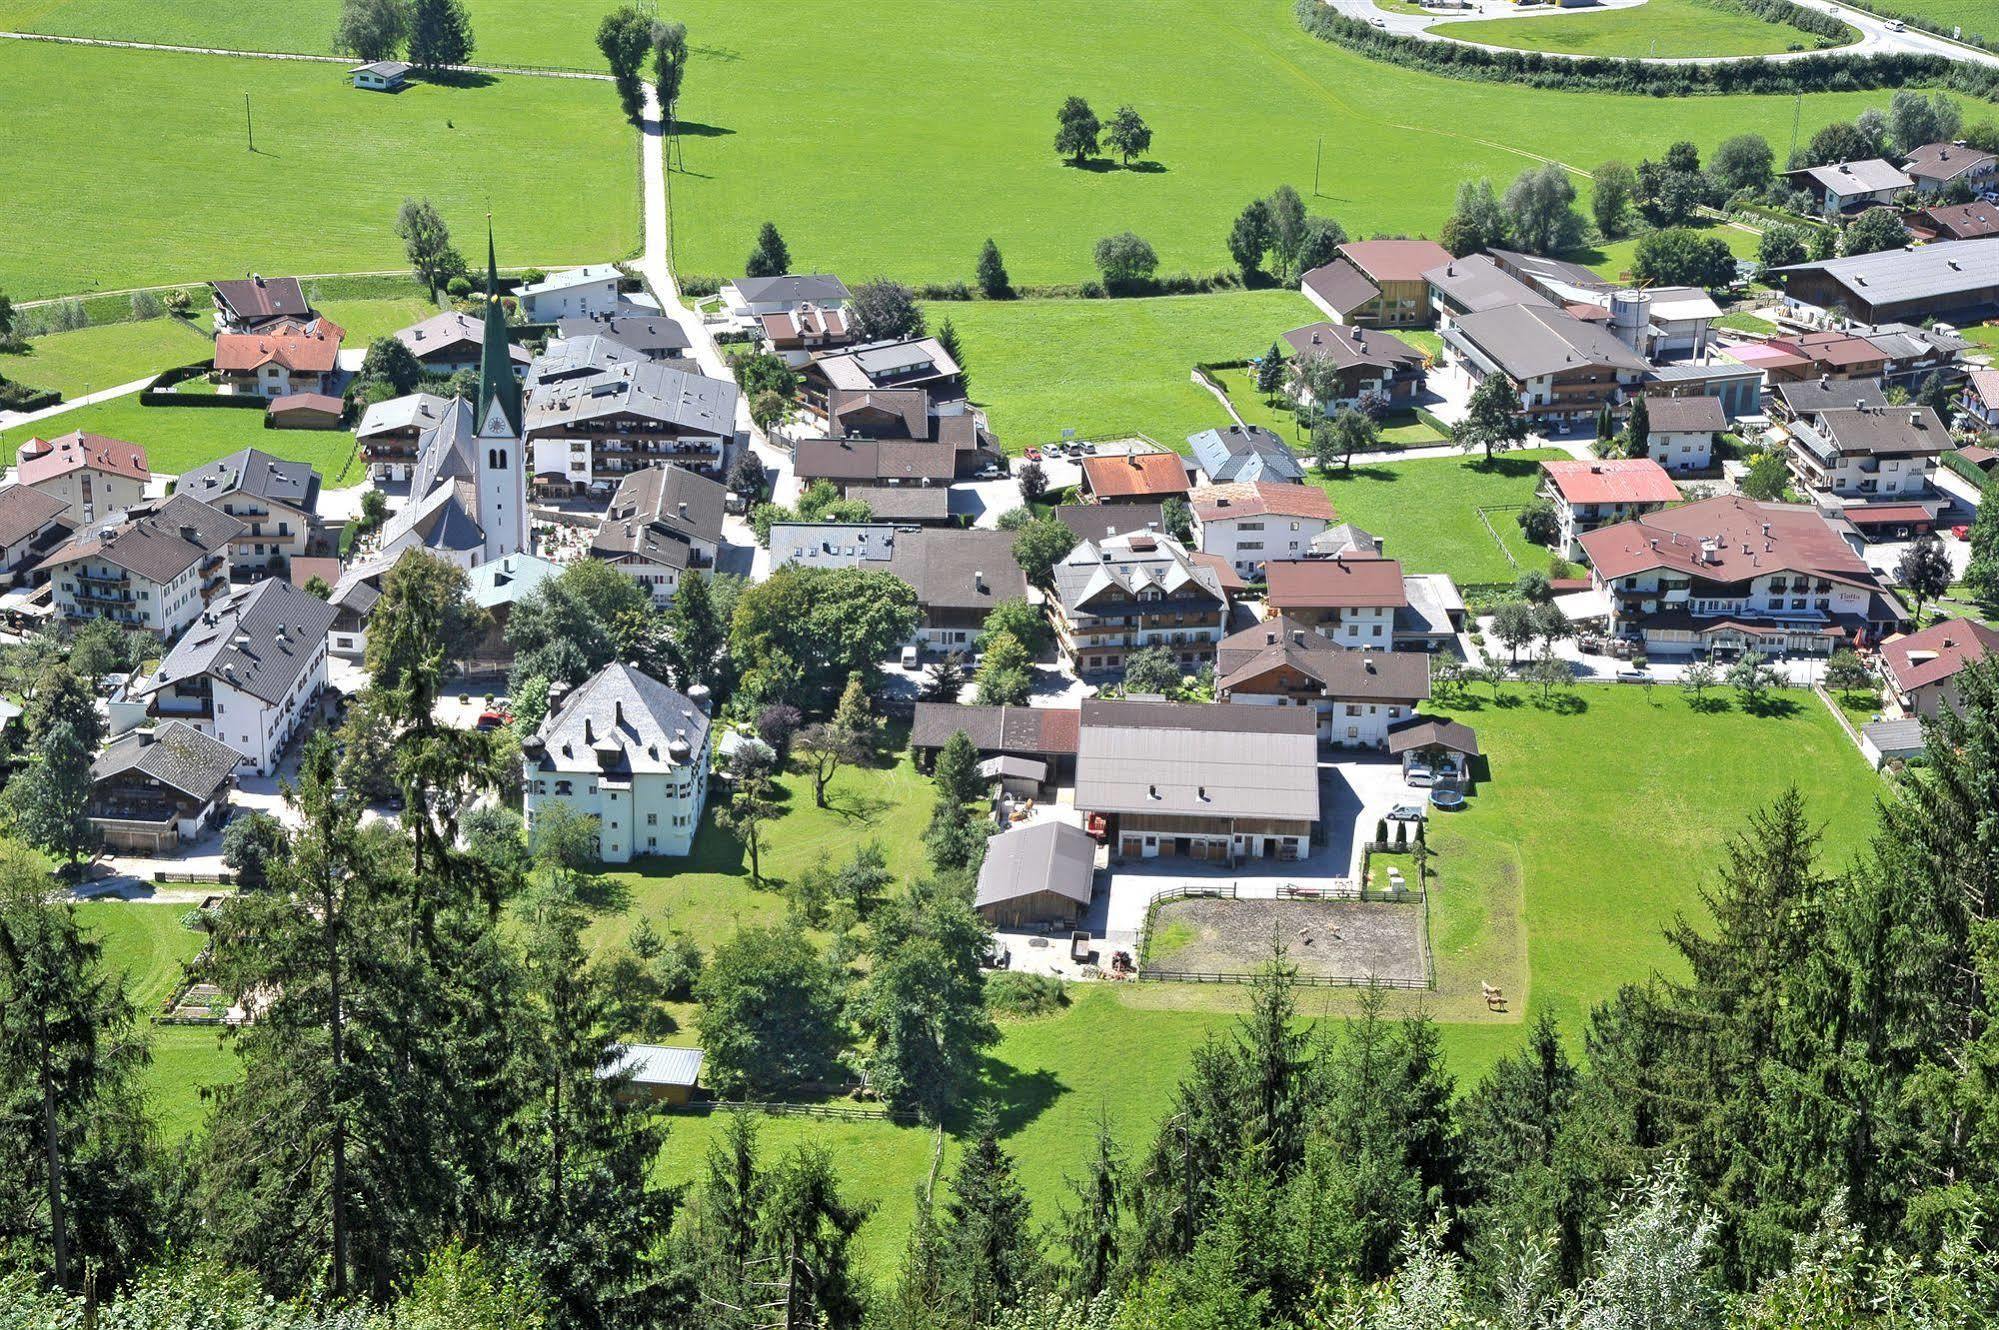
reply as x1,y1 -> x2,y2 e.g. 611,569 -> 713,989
1327,0 -> 1999,67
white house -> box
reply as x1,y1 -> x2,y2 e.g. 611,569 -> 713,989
718,273 -> 852,321
1265,555 -> 1406,648
1189,481 -> 1336,579
39,494 -> 244,638
351,60 -> 410,91
1633,395 -> 1727,472
175,447 -> 322,579
1539,458 -> 1682,561
521,662 -> 713,863
16,431 -> 151,526
135,578 -> 338,776
517,265 -> 626,324
0,485 -> 75,587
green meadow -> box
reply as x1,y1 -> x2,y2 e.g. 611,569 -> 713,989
20,394 -> 360,486
0,40 -> 638,299
1314,449 -> 1568,585
1437,0 -> 1849,59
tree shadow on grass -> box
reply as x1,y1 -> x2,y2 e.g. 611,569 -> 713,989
573,870 -> 632,914
951,1057 -> 1065,1138
1683,694 -> 1734,716
418,69 -> 497,91
1123,159 -> 1168,174
1532,691 -> 1588,715
670,119 -> 736,138
825,788 -> 893,826
1327,464 -> 1402,484
1742,695 -> 1801,719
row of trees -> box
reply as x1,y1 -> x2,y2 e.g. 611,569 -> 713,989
1439,165 -> 1584,260
334,0 -> 473,71
1226,185 -> 1345,286
598,5 -> 689,126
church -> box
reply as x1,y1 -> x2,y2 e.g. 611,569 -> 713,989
375,231 -> 531,569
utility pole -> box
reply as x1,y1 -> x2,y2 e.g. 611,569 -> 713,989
245,93 -> 254,153
1313,137 -> 1323,197
1789,92 -> 1803,168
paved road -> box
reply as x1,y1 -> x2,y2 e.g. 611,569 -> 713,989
0,29 -> 613,78
1326,0 -> 1999,66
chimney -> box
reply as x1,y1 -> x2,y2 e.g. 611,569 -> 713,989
975,569 -> 986,593
1265,629 -> 1277,644
1128,452 -> 1141,469
614,699 -> 624,729
1147,783 -> 1160,799
1197,785 -> 1209,802
583,717 -> 595,744
1910,410 -> 1922,427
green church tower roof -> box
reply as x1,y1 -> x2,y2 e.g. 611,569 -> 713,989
477,224 -> 523,437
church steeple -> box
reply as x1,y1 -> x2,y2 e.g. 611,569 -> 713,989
476,222 -> 522,436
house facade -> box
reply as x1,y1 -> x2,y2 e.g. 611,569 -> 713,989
0,486 -> 74,587
1783,159 -> 1915,216
1577,495 -> 1902,657
523,356 -> 739,492
521,662 -> 712,863
1051,530 -> 1230,676
136,577 -> 337,776
1281,322 -> 1426,413
356,392 -> 452,483
1215,616 -> 1430,748
1075,700 -> 1319,863
40,494 -> 242,637
175,447 -> 322,579
1441,304 -> 1650,431
1878,618 -> 1999,718
1634,394 -> 1727,472
89,721 -> 239,854
887,528 -> 1030,654
17,431 -> 150,525
1189,482 -> 1335,579
1783,403 -> 1948,538
1264,555 -> 1406,648
213,317 -> 345,397
589,465 -> 726,606
517,265 -> 626,323
1300,240 -> 1453,329
1539,458 -> 1681,560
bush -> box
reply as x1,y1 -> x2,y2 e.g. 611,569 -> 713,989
446,275 -> 474,298
0,380 -> 59,412
985,971 -> 1069,1017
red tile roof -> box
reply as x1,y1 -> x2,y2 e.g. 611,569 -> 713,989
1338,239 -> 1453,284
16,430 -> 150,485
214,317 -> 345,374
1881,618 -> 1999,694
1081,452 -> 1190,500
1578,496 -> 1879,590
1265,555 -> 1407,609
1190,481 -> 1335,523
1540,458 -> 1681,506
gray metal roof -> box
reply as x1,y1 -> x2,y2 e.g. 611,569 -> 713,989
1775,237 -> 1999,307
816,337 -> 960,391
600,1043 -> 703,1088
1055,502 -> 1166,545
1075,700 -> 1319,821
1446,304 -> 1649,381
556,313 -> 692,356
1774,377 -> 1889,416
177,447 -> 321,517
409,396 -> 478,499
1422,254 -> 1554,314
729,273 -> 851,306
1053,530 -> 1227,619
524,358 -> 738,436
529,662 -> 710,776
1787,158 -> 1914,196
975,819 -> 1096,911
143,578 -> 338,706
518,264 -> 624,297
378,479 -> 484,558
529,333 -> 646,384
1188,425 -> 1304,484
768,521 -> 902,569
845,484 -> 952,521
1387,717 -> 1480,756
93,720 -> 241,799
466,552 -> 561,610
1862,717 -> 1925,758
357,392 -> 452,439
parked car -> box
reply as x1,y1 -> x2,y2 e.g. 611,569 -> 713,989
1405,763 -> 1434,787
1387,802 -> 1427,822
1953,524 -> 1972,540
977,462 -> 1005,478
1024,446 -> 1044,461
475,710 -> 509,731
1370,14 -> 1387,24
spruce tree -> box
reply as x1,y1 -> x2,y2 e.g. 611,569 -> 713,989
940,1108 -> 1038,1324
1061,1111 -> 1126,1300
746,221 -> 791,279
976,238 -> 1011,299
407,0 -> 473,69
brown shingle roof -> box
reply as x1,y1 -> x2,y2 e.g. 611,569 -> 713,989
1640,394 -> 1728,434
1577,496 -> 1880,589
1300,258 -> 1381,316
1081,452 -> 1190,500
1190,482 -> 1335,523
1338,239 -> 1454,284
1880,618 -> 1999,693
1265,556 -> 1407,610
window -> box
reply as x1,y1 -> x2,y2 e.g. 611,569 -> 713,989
647,813 -> 657,826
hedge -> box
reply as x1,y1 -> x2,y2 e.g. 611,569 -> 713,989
1294,0 -> 1999,98
0,381 -> 60,412
1944,449 -> 1996,488
1413,406 -> 1457,440
140,364 -> 266,409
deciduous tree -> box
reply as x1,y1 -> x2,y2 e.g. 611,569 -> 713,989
1102,104 -> 1152,165
1458,372 -> 1526,463
1055,96 -> 1100,164
334,0 -> 410,63
396,197 -> 466,292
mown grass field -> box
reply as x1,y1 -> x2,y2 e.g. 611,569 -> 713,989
0,40 -> 638,299
1313,448 -> 1565,584
1437,0 -> 1847,58
76,901 -> 234,1140
943,292 -> 1320,451
0,317 -> 211,398
1856,0 -> 1994,43
651,0 -> 1925,288
30,394 -> 361,486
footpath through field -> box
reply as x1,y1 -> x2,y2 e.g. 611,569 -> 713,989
0,28 -> 613,79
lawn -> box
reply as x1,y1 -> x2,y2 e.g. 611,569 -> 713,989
586,734 -> 936,957
24,394 -> 362,487
1313,448 -> 1565,585
0,317 -> 211,399
1579,219 -> 1764,284
943,292 -> 1320,451
76,901 -> 236,1141
1436,0 -> 1850,58
0,40 -> 639,299
1852,0 -> 1995,44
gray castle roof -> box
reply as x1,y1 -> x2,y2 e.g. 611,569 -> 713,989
528,662 -> 710,776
